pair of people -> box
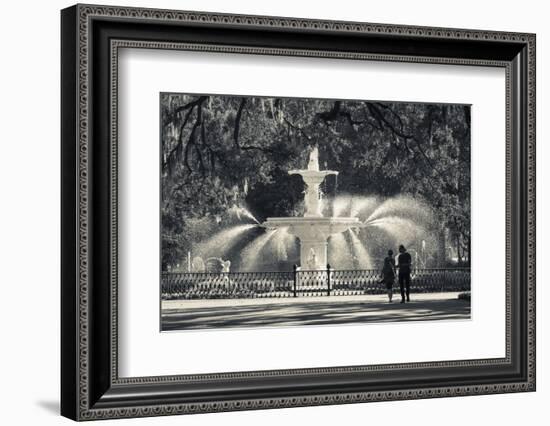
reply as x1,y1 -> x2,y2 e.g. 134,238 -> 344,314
381,245 -> 412,303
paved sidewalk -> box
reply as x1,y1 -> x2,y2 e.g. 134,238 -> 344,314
161,292 -> 470,331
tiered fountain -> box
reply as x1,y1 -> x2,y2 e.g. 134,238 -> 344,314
263,147 -> 364,270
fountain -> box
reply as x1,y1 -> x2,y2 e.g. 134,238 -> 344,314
181,150 -> 435,272
263,147 -> 364,270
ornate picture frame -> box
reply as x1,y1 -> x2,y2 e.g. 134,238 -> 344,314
61,4 -> 535,421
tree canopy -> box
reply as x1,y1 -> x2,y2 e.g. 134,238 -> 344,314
161,94 -> 471,270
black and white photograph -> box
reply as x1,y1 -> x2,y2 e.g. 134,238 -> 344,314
160,93 -> 472,331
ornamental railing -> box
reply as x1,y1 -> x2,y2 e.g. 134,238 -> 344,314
161,267 -> 470,300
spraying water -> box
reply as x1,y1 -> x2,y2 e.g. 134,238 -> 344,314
350,195 -> 379,219
239,207 -> 260,224
332,194 -> 353,217
269,227 -> 298,261
328,232 -> 354,270
365,195 -> 432,225
366,216 -> 425,246
228,204 -> 260,224
192,192 -> 434,271
240,229 -> 277,271
348,229 -> 373,269
197,224 -> 257,258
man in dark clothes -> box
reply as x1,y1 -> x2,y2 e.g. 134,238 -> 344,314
397,245 -> 412,303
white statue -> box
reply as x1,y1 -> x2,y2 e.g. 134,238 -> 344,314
221,259 -> 231,273
306,248 -> 318,270
191,256 -> 205,273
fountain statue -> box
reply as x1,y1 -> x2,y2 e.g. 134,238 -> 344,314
263,147 -> 364,270
306,247 -> 319,270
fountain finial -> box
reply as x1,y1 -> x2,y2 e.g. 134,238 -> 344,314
307,146 -> 320,172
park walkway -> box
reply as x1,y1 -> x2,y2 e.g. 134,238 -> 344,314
161,292 -> 470,331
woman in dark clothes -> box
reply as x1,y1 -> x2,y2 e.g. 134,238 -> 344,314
381,249 -> 396,302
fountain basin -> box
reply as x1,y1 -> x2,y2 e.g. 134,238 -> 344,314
288,169 -> 338,179
263,217 -> 364,269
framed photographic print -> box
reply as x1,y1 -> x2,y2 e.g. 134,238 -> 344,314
61,4 -> 536,421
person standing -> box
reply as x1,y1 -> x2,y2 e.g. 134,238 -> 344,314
397,244 -> 412,303
381,249 -> 396,303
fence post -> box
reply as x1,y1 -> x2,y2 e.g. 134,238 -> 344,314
293,264 -> 297,297
327,263 -> 331,296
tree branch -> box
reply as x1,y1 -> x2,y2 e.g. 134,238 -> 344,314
163,96 -> 208,127
163,97 -> 208,173
366,103 -> 463,195
283,117 -> 312,140
233,98 -> 286,155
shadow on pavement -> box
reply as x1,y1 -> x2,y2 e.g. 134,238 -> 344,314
161,298 -> 471,331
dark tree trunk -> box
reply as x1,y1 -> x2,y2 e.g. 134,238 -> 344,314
437,226 -> 446,267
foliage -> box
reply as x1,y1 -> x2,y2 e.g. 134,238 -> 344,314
160,94 -> 471,269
